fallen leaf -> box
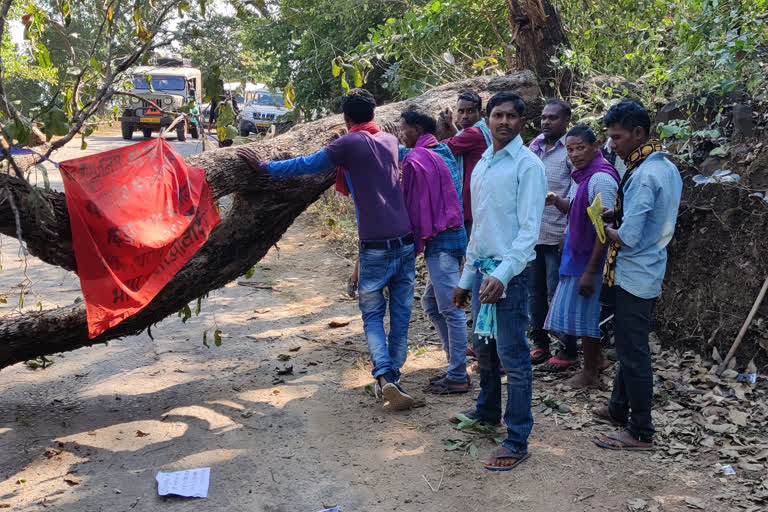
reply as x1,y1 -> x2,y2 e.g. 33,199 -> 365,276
738,461 -> 763,471
276,366 -> 293,376
729,410 -> 749,427
253,308 -> 271,314
272,389 -> 280,394
328,320 -> 350,328
704,422 -> 738,434
135,430 -> 150,437
64,476 -> 81,486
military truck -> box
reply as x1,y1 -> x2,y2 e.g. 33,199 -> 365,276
120,64 -> 202,141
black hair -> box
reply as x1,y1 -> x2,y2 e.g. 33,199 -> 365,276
457,90 -> 482,111
400,108 -> 437,135
603,99 -> 651,136
566,124 -> 597,144
544,98 -> 572,118
486,91 -> 525,117
341,88 -> 376,124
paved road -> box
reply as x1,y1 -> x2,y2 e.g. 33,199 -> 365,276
32,130 -> 209,192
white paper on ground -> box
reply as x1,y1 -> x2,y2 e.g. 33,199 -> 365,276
156,468 -> 210,498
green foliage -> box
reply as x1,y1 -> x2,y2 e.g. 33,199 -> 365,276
242,0 -> 418,112
175,14 -> 267,89
40,107 -> 69,140
557,0 -> 768,99
339,0 -> 510,99
24,355 -> 54,369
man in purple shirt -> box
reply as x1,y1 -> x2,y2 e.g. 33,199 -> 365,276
236,89 -> 417,410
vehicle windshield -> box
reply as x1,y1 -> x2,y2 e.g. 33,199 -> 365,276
253,92 -> 284,107
133,75 -> 186,91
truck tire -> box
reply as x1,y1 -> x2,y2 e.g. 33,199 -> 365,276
176,123 -> 186,142
121,122 -> 133,140
142,129 -> 152,138
240,126 -> 250,137
190,123 -> 200,139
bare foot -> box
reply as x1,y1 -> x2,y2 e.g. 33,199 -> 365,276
563,371 -> 601,390
597,356 -> 613,372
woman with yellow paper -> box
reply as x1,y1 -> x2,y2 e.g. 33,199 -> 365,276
541,125 -> 620,389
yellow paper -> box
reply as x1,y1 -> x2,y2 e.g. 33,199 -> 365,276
587,192 -> 606,243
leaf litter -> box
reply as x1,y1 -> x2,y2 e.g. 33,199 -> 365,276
534,344 -> 768,510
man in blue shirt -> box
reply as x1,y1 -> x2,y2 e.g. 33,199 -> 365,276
593,100 -> 682,451
451,92 -> 547,471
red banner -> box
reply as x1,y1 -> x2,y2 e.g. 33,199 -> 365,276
59,138 -> 220,338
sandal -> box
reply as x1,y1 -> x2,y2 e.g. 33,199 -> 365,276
430,373 -> 470,384
593,430 -> 654,451
424,377 -> 470,395
530,348 -> 551,365
541,356 -> 579,373
346,277 -> 358,298
591,405 -> 627,427
484,448 -> 531,471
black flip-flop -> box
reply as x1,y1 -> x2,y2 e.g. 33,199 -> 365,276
424,378 -> 469,395
530,348 -> 551,365
484,450 -> 531,471
593,431 -> 654,451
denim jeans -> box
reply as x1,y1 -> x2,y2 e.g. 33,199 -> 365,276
528,244 -> 560,346
464,220 -> 473,242
358,243 -> 416,383
422,252 -> 467,382
528,244 -> 577,356
608,286 -> 656,442
472,272 -> 534,455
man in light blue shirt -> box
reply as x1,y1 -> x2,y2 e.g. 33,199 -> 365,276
593,100 -> 682,451
451,92 -> 546,471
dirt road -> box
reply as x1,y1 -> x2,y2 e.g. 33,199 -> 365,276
0,133 -> 747,511
1,209 -> 729,512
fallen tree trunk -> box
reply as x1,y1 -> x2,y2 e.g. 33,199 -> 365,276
0,71 -> 542,370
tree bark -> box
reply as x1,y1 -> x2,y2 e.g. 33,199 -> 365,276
0,72 -> 542,370
505,0 -> 570,97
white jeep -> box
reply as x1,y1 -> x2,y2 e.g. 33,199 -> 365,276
239,87 -> 293,136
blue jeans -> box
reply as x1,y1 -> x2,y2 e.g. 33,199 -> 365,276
422,252 -> 467,382
358,244 -> 416,382
472,272 -> 534,455
528,244 -> 560,347
528,244 -> 577,356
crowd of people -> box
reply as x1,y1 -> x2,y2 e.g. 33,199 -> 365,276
236,86 -> 683,471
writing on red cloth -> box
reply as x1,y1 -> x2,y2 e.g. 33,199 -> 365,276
59,138 -> 220,338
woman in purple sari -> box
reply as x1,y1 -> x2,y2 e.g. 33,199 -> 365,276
543,125 -> 620,389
